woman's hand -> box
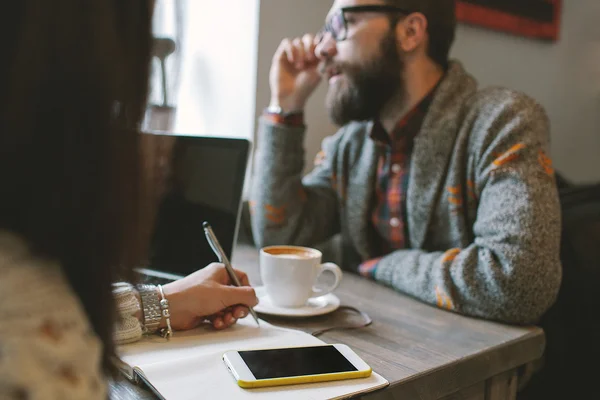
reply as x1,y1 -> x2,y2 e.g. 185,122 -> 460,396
161,263 -> 258,331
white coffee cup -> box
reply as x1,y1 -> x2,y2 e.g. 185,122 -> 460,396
260,245 -> 343,308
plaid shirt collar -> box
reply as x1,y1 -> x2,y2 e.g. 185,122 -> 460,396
369,82 -> 440,148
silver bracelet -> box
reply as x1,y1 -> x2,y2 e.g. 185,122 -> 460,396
157,285 -> 173,340
137,284 -> 162,334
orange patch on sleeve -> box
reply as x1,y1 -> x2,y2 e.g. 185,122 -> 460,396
265,213 -> 285,224
493,143 -> 526,167
444,295 -> 454,310
442,248 -> 461,263
435,286 -> 455,311
264,204 -> 286,225
447,186 -> 463,208
265,204 -> 286,213
447,186 -> 461,195
435,287 -> 445,308
448,197 -> 462,206
538,150 -> 554,176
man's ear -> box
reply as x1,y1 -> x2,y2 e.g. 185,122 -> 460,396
395,12 -> 428,53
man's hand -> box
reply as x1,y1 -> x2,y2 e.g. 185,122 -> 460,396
269,34 -> 323,113
162,263 -> 258,331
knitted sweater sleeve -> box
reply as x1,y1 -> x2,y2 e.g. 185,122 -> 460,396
112,283 -> 144,345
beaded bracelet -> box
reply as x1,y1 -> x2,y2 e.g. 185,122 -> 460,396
157,285 -> 173,340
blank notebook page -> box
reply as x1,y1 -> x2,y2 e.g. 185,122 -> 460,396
118,319 -> 388,400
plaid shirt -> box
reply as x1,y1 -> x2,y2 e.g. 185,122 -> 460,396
359,88 -> 437,278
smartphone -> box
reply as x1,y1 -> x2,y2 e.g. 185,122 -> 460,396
222,344 -> 372,389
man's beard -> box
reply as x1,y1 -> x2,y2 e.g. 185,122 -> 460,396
324,31 -> 404,126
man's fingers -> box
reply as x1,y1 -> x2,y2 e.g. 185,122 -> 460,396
292,38 -> 305,68
302,33 -> 317,62
282,39 -> 298,65
275,36 -> 317,70
274,38 -> 292,64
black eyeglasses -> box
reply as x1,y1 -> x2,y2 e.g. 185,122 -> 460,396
318,5 -> 412,43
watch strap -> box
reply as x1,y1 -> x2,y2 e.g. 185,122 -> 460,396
137,284 -> 162,334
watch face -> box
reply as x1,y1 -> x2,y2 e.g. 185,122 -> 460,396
267,106 -> 283,115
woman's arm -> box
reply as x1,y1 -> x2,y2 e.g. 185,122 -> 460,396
112,263 -> 259,345
113,283 -> 144,345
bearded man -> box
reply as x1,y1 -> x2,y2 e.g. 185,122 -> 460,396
250,0 -> 562,325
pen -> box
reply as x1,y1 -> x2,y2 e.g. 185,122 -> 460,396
202,221 -> 260,326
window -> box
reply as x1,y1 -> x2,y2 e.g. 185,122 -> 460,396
150,0 -> 260,139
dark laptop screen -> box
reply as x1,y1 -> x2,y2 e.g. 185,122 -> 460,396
146,134 -> 250,278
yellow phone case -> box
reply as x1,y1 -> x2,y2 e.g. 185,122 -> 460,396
224,344 -> 373,389
236,368 -> 373,389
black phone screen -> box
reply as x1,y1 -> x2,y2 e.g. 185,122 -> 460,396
238,345 -> 358,380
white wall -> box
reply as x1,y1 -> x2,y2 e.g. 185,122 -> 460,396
255,0 -> 338,174
255,0 -> 600,183
451,1 -> 600,183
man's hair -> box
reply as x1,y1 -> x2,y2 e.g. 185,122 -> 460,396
384,0 -> 457,68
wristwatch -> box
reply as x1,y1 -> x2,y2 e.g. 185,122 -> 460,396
266,105 -> 286,115
137,284 -> 162,334
264,105 -> 304,125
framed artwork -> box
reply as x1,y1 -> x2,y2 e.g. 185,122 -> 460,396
456,0 -> 562,41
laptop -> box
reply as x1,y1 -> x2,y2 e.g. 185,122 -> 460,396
136,132 -> 251,284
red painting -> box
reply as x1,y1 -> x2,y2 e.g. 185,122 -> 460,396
456,0 -> 562,41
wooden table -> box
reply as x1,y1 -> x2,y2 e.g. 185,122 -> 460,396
111,245 -> 545,400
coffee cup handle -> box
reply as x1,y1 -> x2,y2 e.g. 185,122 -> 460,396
310,263 -> 343,298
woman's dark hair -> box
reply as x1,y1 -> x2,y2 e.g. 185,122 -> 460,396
0,1 -> 154,371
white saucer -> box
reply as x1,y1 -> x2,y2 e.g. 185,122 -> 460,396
253,287 -> 340,318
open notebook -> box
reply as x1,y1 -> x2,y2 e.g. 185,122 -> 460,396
117,318 -> 388,399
